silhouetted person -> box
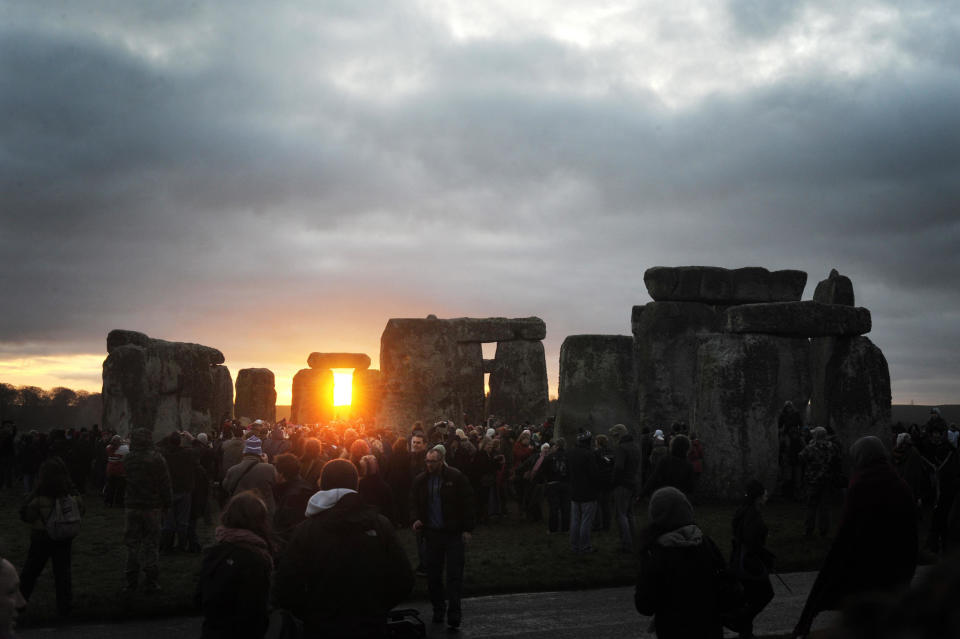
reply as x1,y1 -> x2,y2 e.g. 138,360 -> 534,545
122,428 -> 172,593
725,480 -> 775,639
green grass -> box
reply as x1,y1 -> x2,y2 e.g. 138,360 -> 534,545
0,488 -> 836,626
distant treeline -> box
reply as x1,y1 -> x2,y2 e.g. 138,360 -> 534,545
0,383 -> 102,431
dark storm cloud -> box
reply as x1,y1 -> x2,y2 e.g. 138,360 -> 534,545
2,1 -> 959,402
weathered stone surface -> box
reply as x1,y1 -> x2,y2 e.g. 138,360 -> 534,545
290,368 -> 334,425
235,368 -> 276,423
810,336 -> 891,455
101,330 -> 229,436
488,341 -> 549,426
377,316 -> 546,432
307,353 -> 371,371
644,266 -> 807,304
211,365 -> 234,424
694,334 -> 811,499
813,269 -> 855,306
556,335 -> 635,442
724,301 -> 871,337
351,368 -> 383,423
633,302 -> 724,429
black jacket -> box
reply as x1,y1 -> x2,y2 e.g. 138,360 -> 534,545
197,541 -> 271,639
412,464 -> 476,533
274,492 -> 414,638
613,436 -> 643,489
567,444 -> 600,502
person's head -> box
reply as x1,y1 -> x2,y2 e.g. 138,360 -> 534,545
302,437 -> 321,460
896,432 -> 912,448
274,453 -> 301,483
554,437 -> 566,452
426,446 -> 445,474
851,436 -> 888,472
595,434 -> 609,450
391,436 -> 409,457
609,424 -> 628,442
648,487 -> 694,533
349,438 -> 370,460
653,429 -> 665,442
220,491 -> 272,547
35,458 -> 72,498
930,425 -> 946,444
0,558 -> 26,636
541,443 -> 551,454
670,434 -> 690,458
811,426 -> 828,442
519,430 -> 531,444
320,458 -> 359,491
243,435 -> 263,457
130,427 -> 153,451
358,454 -> 379,478
576,429 -> 592,448
743,479 -> 767,508
410,433 -> 427,453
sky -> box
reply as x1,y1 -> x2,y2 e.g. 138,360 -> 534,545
2,1 -> 958,406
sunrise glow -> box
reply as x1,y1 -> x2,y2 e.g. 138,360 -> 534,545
332,369 -> 353,406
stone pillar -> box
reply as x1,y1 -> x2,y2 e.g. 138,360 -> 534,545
235,368 -> 276,423
211,365 -> 234,424
488,340 -> 549,426
556,335 -> 635,443
290,368 -> 334,425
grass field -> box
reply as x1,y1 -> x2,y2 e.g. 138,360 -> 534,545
0,487 -> 838,626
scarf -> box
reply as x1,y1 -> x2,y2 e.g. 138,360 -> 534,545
215,526 -> 273,569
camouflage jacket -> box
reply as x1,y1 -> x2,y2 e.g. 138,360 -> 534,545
800,440 -> 837,487
124,428 -> 173,510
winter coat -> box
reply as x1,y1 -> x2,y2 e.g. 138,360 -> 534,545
123,429 -> 173,510
358,474 -> 395,521
641,455 -> 696,500
635,525 -> 724,639
273,477 -> 314,543
613,436 -> 642,489
197,538 -> 271,639
223,457 -> 278,515
411,465 -> 476,533
273,490 -> 413,638
567,445 -> 600,502
731,503 -> 772,581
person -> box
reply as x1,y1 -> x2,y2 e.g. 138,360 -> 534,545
798,427 -> 838,537
567,430 -> 600,554
610,424 -> 641,553
222,435 -> 277,516
639,434 -> 696,500
160,432 -> 201,552
778,401 -> 804,500
103,435 -> 127,507
18,458 -> 83,617
217,425 -> 245,482
648,429 -> 668,474
197,491 -> 274,639
412,445 -> 475,629
0,557 -> 27,639
122,427 -> 173,593
274,459 -> 413,637
792,436 -> 918,638
890,432 -> 929,514
726,480 -> 775,639
919,421 -> 960,553
272,453 -> 314,547
542,438 -> 571,534
635,486 -> 725,638
357,454 -> 394,521
593,434 -> 615,532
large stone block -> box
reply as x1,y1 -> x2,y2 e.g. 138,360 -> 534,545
488,341 -> 549,426
724,301 -> 871,337
813,269 -> 855,306
377,316 -> 544,432
101,330 -> 228,436
644,266 -> 807,304
556,335 -> 635,442
235,368 -> 276,423
633,302 -> 724,429
694,334 -> 811,499
290,368 -> 334,425
211,365 -> 234,424
307,353 -> 371,370
810,336 -> 891,454
351,368 -> 383,423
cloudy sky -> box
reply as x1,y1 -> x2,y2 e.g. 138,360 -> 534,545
2,1 -> 958,405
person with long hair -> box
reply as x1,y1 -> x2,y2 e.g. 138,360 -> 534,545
197,490 -> 274,639
18,458 -> 83,617
725,479 -> 775,639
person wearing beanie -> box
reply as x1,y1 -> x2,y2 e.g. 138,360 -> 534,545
222,436 -> 277,516
798,426 -> 840,538
274,458 -> 413,638
635,486 -> 725,638
412,445 -> 476,629
726,480 -> 774,639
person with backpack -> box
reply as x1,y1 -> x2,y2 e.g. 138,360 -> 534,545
18,457 -> 84,617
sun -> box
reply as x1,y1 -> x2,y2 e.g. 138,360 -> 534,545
332,369 -> 353,407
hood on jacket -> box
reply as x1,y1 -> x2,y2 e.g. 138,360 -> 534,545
657,524 -> 704,548
305,488 -> 358,516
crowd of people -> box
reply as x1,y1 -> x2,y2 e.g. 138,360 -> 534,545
0,405 -> 958,638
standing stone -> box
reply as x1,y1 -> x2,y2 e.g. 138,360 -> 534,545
633,302 -> 723,429
101,329 -> 228,436
290,368 -> 334,425
556,335 -> 635,443
488,340 -> 549,426
694,334 -> 811,499
235,368 -> 277,423
377,317 -> 546,433
813,269 -> 855,306
352,369 -> 383,423
211,365 -> 234,424
810,336 -> 891,454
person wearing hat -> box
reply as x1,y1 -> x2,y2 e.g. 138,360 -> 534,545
274,459 -> 413,637
222,436 -> 277,516
635,486 -> 725,638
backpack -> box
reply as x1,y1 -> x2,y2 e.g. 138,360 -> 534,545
45,495 -> 82,540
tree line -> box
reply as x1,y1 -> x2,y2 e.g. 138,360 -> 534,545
0,383 -> 102,430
